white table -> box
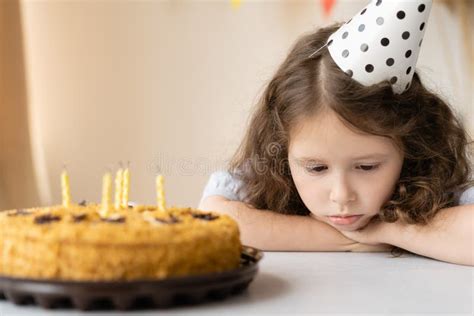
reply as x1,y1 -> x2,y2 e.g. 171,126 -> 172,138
1,252 -> 472,315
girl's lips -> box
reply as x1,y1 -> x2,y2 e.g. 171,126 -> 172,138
327,215 -> 363,226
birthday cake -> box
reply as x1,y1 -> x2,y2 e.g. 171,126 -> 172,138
0,203 -> 242,281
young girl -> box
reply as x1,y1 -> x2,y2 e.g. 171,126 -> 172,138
199,1 -> 473,266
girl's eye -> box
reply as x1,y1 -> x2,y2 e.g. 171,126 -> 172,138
308,166 -> 328,173
306,164 -> 380,173
357,164 -> 379,171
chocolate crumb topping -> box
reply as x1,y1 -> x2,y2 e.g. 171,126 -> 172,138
154,215 -> 181,224
78,200 -> 87,206
72,213 -> 88,223
101,216 -> 126,223
7,209 -> 32,217
191,213 -> 219,221
34,214 -> 62,224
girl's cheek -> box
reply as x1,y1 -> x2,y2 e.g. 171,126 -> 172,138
356,183 -> 387,211
302,187 -> 326,214
371,173 -> 400,205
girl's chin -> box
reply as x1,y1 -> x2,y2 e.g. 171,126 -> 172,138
330,224 -> 363,232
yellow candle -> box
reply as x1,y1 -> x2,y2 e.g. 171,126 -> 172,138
156,174 -> 166,211
121,166 -> 130,208
101,172 -> 112,217
114,167 -> 123,210
231,0 -> 241,10
61,168 -> 71,207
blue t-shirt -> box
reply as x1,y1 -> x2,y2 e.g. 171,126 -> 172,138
200,170 -> 474,207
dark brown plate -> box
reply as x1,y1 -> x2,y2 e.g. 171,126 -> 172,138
0,245 -> 263,311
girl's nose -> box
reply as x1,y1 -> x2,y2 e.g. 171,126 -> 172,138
329,174 -> 356,205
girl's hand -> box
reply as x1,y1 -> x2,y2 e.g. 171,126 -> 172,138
339,215 -> 393,246
349,242 -> 394,252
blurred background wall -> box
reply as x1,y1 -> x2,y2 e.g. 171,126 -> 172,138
0,0 -> 39,209
0,0 -> 472,210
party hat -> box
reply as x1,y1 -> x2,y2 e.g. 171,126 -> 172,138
311,0 -> 432,94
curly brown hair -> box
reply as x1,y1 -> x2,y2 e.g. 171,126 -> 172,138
228,23 -> 473,227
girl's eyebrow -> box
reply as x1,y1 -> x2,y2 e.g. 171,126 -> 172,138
294,153 -> 389,162
351,153 -> 390,160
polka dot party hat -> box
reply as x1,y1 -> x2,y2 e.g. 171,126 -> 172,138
313,0 -> 432,94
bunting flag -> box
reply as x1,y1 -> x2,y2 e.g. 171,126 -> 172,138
231,0 -> 241,10
230,0 -> 336,15
322,0 -> 337,18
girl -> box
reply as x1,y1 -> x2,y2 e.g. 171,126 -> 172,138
199,1 -> 473,266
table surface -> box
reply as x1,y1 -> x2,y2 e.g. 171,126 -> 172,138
1,252 -> 472,315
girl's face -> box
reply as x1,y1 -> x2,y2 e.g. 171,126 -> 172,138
288,109 -> 404,231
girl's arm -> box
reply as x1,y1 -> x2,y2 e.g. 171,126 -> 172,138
199,195 -> 392,252
381,205 -> 474,266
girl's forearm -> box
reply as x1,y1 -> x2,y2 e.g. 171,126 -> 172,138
223,200 -> 355,251
381,205 -> 474,266
199,196 -> 388,252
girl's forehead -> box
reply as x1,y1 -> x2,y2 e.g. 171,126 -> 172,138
288,110 -> 399,159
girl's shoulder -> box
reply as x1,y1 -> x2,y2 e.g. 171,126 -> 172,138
456,186 -> 474,206
199,170 -> 247,205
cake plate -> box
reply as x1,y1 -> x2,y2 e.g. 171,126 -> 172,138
0,245 -> 263,310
